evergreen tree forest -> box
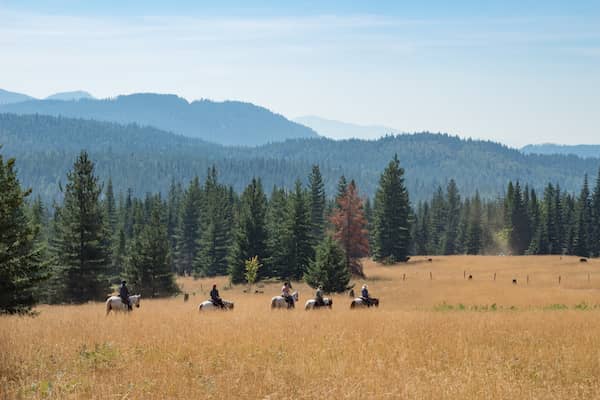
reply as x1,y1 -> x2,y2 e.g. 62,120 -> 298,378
2,145 -> 600,313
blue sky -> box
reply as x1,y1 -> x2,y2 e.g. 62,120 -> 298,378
1,1 -> 599,146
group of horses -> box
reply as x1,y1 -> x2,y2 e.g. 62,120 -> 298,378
105,291 -> 379,314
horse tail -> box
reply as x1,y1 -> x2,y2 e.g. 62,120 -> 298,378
350,300 -> 356,309
328,299 -> 333,309
106,300 -> 111,316
198,303 -> 203,312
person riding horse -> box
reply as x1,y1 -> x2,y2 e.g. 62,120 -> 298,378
361,284 -> 372,307
210,284 -> 225,309
282,282 -> 295,308
119,280 -> 132,310
315,285 -> 325,307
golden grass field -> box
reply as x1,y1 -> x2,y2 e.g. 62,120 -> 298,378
3,255 -> 600,399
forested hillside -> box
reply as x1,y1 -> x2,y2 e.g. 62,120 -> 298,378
1,113 -> 599,204
0,93 -> 318,146
522,144 -> 600,159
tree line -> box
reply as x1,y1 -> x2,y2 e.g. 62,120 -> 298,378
2,146 -> 599,315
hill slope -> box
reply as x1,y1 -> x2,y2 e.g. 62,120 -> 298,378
0,89 -> 34,105
1,113 -> 599,203
0,93 -> 318,146
522,144 -> 600,159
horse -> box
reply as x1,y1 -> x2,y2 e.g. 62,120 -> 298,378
304,297 -> 333,310
198,300 -> 234,311
271,291 -> 299,309
106,295 -> 141,315
350,297 -> 379,309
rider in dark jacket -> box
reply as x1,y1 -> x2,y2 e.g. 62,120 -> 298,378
119,280 -> 132,310
361,284 -> 371,307
315,285 -> 325,307
210,284 -> 225,308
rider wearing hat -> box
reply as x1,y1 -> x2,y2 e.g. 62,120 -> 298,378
119,280 -> 132,310
361,284 -> 372,307
210,284 -> 225,308
315,285 -> 325,307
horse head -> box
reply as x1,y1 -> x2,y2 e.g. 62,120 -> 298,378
292,291 -> 299,301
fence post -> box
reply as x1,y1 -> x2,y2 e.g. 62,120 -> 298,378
464,270 -> 466,279
558,275 -> 561,285
588,272 -> 591,283
527,275 -> 529,285
403,273 -> 406,281
430,271 -> 433,280
494,272 -> 496,281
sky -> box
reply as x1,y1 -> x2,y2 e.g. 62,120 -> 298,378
1,1 -> 599,147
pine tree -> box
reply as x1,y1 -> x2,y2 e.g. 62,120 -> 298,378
125,199 -> 178,297
466,192 -> 483,255
229,178 -> 269,283
414,202 -> 430,255
308,165 -> 326,246
51,151 -> 110,303
336,175 -> 348,206
442,180 -> 461,255
373,155 -> 411,263
166,179 -> 183,269
194,167 -> 232,277
591,168 -> 600,257
284,180 -> 313,280
508,182 -> 531,255
104,178 -> 117,235
456,198 -> 471,254
0,151 -> 47,314
429,186 -> 447,254
574,174 -> 592,257
330,180 -> 369,276
174,177 -> 202,275
304,235 -> 351,293
363,197 -> 374,255
265,187 -> 291,278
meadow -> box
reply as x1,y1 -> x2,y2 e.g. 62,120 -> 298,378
2,256 -> 600,399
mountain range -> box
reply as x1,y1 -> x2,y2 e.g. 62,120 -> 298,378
293,115 -> 400,140
1,113 -> 598,205
0,90 -> 318,146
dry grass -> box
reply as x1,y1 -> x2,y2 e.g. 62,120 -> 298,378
3,256 -> 600,399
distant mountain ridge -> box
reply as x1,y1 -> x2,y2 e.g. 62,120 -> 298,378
2,113 -> 599,205
0,89 -> 35,105
45,91 -> 94,101
0,91 -> 319,146
522,144 -> 600,159
294,115 -> 400,139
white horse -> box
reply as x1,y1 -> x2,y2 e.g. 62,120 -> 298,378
350,297 -> 379,309
198,299 -> 234,311
304,297 -> 333,310
271,291 -> 299,309
106,295 -> 141,315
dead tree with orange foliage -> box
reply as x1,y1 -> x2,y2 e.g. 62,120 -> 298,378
330,179 -> 370,277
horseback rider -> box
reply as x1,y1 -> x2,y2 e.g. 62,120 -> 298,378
210,284 -> 225,308
361,284 -> 372,307
119,280 -> 132,310
282,281 -> 294,308
315,285 -> 325,307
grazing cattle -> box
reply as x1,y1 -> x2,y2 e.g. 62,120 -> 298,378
304,298 -> 333,310
106,295 -> 141,315
512,279 -> 517,285
198,300 -> 234,311
468,275 -> 473,280
183,293 -> 189,302
428,258 -> 433,262
271,291 -> 299,309
350,297 -> 379,309
580,258 -> 588,263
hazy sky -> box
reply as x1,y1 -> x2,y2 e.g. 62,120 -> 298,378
1,1 -> 599,147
